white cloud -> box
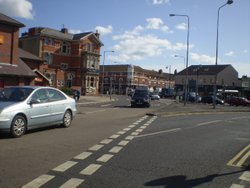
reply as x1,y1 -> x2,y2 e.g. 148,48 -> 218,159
191,53 -> 215,64
152,0 -> 170,5
176,23 -> 187,30
111,35 -> 172,62
95,25 -> 113,35
146,18 -> 170,32
69,29 -> 82,34
243,49 -> 248,54
225,51 -> 234,56
0,0 -> 34,19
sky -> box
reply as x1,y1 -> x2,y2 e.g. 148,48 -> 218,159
0,0 -> 249,77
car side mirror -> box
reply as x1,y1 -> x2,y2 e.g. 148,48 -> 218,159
28,99 -> 41,105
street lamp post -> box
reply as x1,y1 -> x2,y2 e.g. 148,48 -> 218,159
213,0 -> 233,109
170,14 -> 190,106
101,50 -> 114,95
166,65 -> 171,88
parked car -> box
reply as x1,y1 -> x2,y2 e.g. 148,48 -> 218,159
150,92 -> 160,100
227,96 -> 250,106
131,89 -> 151,107
185,92 -> 202,102
0,86 -> 77,138
201,96 -> 224,105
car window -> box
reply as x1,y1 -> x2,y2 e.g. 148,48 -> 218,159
31,89 -> 49,103
0,88 -> 33,102
47,89 -> 66,101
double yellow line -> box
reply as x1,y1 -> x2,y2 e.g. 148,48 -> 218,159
227,144 -> 250,168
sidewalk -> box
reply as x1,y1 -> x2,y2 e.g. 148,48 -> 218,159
75,95 -> 114,105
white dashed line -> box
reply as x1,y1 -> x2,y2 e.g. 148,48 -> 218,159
128,125 -> 136,128
140,126 -> 147,129
89,144 -> 104,151
74,152 -> 92,160
131,132 -> 139,136
110,134 -> 120,139
239,171 -> 250,181
123,128 -> 131,131
97,154 -> 114,163
125,136 -> 135,140
53,161 -> 78,172
117,131 -> 126,135
135,129 -> 143,132
22,174 -> 55,188
118,140 -> 130,146
109,146 -> 123,153
230,184 -> 245,188
59,178 -> 84,188
80,164 -> 102,175
100,139 -> 113,144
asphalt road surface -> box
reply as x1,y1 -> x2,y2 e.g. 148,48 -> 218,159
0,96 -> 249,188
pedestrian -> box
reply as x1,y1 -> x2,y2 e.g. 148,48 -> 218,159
74,90 -> 80,101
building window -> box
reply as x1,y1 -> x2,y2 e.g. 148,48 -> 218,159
61,41 -> 70,54
44,52 -> 53,65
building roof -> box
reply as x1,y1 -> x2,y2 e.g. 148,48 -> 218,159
40,27 -> 73,40
19,48 -> 45,62
0,12 -> 25,27
177,64 -> 234,76
0,60 -> 36,78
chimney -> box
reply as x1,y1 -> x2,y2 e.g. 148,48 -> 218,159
61,28 -> 68,34
95,30 -> 100,39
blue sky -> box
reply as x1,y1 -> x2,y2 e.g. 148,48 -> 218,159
0,0 -> 249,77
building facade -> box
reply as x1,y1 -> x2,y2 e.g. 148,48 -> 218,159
19,27 -> 103,95
174,64 -> 241,97
0,13 -> 36,87
100,64 -> 174,95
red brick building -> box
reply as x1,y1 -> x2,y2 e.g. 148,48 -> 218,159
19,27 -> 103,95
0,12 -> 36,87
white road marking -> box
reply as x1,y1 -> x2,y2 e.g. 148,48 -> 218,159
22,174 -> 55,188
125,136 -> 135,140
135,129 -> 143,132
110,134 -> 120,139
117,131 -> 126,135
97,154 -> 114,163
89,144 -> 104,151
230,184 -> 245,188
109,146 -> 123,153
131,132 -> 139,136
74,151 -> 92,160
140,126 -> 147,129
144,123 -> 150,126
239,171 -> 250,181
128,125 -> 136,128
59,178 -> 84,188
80,164 -> 102,175
118,140 -> 130,146
197,120 -> 222,126
136,128 -> 182,138
100,139 -> 113,144
123,128 -> 131,131
53,161 -> 78,172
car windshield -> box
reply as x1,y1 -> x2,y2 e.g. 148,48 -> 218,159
0,88 -> 34,102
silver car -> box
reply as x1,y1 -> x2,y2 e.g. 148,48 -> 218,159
0,86 -> 77,138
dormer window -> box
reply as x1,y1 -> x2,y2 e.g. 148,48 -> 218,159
61,41 -> 71,54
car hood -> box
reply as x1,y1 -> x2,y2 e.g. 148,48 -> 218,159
0,102 -> 18,110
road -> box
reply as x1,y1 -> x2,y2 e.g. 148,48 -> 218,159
0,96 -> 249,188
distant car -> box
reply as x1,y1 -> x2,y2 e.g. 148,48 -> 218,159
201,96 -> 224,105
227,96 -> 250,106
150,92 -> 160,100
131,89 -> 151,107
186,92 -> 202,102
0,86 -> 77,138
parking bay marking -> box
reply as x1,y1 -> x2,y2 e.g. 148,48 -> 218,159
59,178 -> 84,188
22,174 -> 55,188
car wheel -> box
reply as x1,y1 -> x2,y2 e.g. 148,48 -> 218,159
62,110 -> 72,128
11,115 -> 26,138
